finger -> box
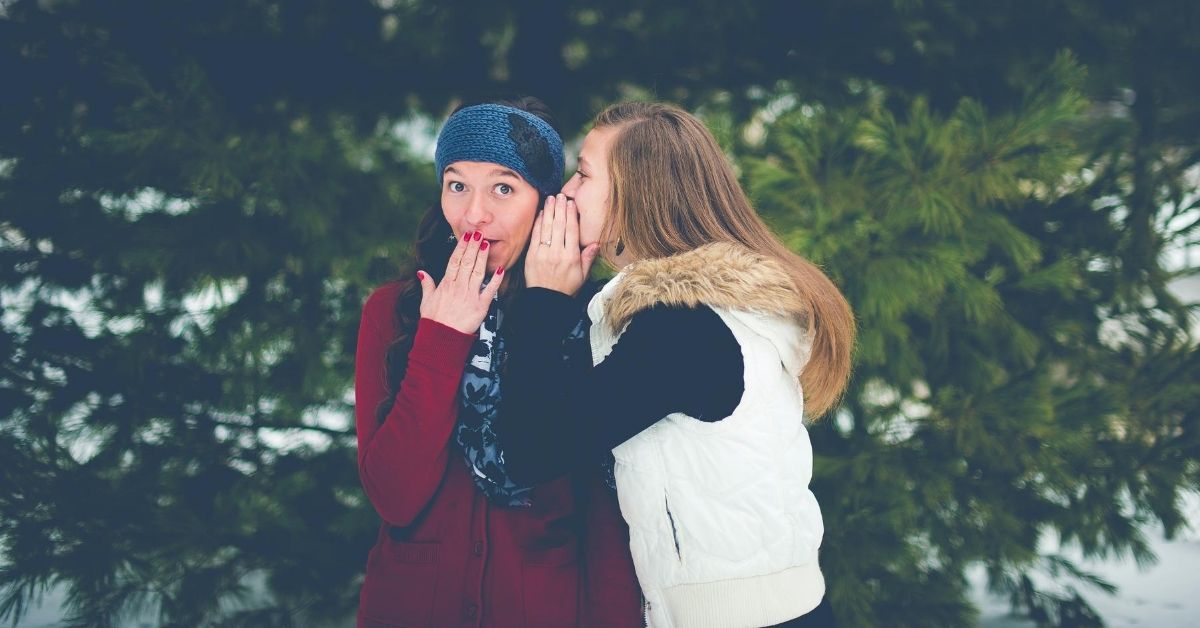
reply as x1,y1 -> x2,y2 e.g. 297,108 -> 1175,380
468,238 -> 489,292
565,198 -> 580,252
416,269 -> 436,300
580,243 -> 600,274
538,195 -> 556,249
456,230 -> 482,288
446,231 -> 469,281
481,265 -> 504,302
551,194 -> 567,248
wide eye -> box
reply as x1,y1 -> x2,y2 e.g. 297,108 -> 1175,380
447,181 -> 465,192
495,183 -> 514,196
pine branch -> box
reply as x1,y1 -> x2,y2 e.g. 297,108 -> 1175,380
206,418 -> 351,439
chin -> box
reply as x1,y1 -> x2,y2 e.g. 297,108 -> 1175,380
484,254 -> 506,274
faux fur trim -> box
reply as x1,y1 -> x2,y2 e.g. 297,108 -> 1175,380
604,242 -> 809,331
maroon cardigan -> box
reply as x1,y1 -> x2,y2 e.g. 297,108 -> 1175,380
354,281 -> 641,627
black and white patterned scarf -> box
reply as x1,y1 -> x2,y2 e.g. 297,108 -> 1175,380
455,289 -> 611,506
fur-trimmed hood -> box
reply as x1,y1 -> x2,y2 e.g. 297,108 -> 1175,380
594,242 -> 813,376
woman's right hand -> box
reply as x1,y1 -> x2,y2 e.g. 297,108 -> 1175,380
416,231 -> 503,334
525,194 -> 600,296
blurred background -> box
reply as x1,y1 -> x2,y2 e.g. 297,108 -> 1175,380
2,1 -> 1198,626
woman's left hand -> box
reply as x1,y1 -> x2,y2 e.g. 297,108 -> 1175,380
525,194 -> 600,296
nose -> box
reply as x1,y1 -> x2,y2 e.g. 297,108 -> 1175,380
462,190 -> 491,228
560,172 -> 580,197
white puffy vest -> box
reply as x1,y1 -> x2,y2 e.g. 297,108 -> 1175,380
588,274 -> 826,628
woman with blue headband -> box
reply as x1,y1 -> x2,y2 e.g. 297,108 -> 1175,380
353,98 -> 641,626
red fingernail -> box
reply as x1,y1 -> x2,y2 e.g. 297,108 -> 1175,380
416,271 -> 425,281
462,232 -> 469,241
497,266 -> 505,275
480,240 -> 489,250
473,231 -> 482,241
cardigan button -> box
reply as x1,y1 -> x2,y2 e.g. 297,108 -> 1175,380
472,541 -> 484,556
464,603 -> 478,619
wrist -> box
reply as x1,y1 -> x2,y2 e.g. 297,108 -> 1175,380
530,284 -> 574,296
525,277 -> 562,294
423,313 -> 480,335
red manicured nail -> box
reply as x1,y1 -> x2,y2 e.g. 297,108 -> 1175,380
416,271 -> 425,281
496,266 -> 505,275
473,231 -> 482,241
480,240 -> 489,250
462,232 -> 469,241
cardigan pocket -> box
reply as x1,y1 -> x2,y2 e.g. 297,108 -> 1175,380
522,539 -> 580,628
359,540 -> 441,626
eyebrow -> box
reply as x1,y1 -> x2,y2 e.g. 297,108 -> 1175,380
490,168 -> 521,179
576,155 -> 590,169
442,165 -> 522,180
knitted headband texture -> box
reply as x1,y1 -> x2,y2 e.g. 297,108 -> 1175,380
434,104 -> 565,197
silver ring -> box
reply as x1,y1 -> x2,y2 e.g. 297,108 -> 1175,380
539,240 -> 552,246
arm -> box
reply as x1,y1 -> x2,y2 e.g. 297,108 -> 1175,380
495,288 -> 745,485
354,232 -> 502,524
354,284 -> 476,526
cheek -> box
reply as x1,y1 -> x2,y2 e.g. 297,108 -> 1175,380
585,190 -> 609,225
500,200 -> 539,241
441,194 -> 465,227
579,210 -> 603,244
583,186 -> 607,217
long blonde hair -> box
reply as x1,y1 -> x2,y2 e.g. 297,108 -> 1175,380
594,101 -> 855,418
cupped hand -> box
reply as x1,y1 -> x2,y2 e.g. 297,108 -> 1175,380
416,231 -> 504,334
524,194 -> 600,296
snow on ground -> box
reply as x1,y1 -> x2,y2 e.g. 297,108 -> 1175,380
974,491 -> 1200,628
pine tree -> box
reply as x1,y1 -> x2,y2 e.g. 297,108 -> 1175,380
0,1 -> 438,624
741,52 -> 1199,627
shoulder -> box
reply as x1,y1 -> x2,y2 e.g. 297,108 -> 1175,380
620,304 -> 737,355
361,280 -> 412,332
627,303 -> 725,331
616,304 -> 745,421
364,280 -> 409,311
605,243 -> 805,331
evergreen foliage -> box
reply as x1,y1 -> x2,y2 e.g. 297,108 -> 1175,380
743,51 -> 1198,627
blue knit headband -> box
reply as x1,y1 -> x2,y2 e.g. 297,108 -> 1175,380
434,104 -> 565,197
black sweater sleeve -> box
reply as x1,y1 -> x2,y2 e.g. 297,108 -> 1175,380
495,287 -> 745,485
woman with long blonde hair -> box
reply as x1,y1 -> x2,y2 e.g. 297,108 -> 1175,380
495,101 -> 854,626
